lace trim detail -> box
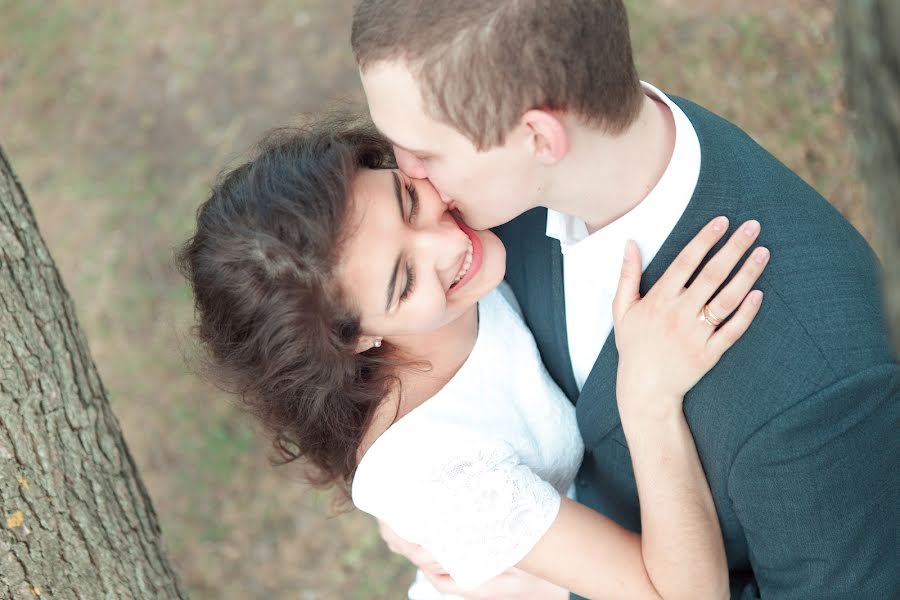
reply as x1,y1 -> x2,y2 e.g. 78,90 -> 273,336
413,442 -> 561,589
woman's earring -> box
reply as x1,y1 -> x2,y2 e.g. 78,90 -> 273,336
373,339 -> 382,348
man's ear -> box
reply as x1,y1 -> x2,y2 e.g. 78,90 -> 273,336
520,109 -> 569,165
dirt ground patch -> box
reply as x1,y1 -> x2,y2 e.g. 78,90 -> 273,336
0,1 -> 869,598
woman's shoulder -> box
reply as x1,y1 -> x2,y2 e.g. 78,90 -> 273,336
351,415 -> 554,514
354,390 -> 402,469
352,414 -> 503,503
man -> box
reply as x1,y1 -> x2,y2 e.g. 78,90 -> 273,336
351,1 -> 899,598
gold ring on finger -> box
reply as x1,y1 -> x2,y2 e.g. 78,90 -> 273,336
701,304 -> 724,327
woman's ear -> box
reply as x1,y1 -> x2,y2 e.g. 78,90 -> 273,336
520,109 -> 569,165
354,336 -> 383,354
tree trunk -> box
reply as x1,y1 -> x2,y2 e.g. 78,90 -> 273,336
837,0 -> 900,357
0,146 -> 185,599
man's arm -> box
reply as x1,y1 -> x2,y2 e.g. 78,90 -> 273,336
729,363 -> 899,599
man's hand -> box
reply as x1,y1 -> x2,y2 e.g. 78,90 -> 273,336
378,520 -> 568,599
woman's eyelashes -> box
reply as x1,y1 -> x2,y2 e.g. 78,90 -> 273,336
406,182 -> 419,223
397,181 -> 418,305
399,263 -> 415,302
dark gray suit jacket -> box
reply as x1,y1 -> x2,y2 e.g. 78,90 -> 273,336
495,96 -> 899,599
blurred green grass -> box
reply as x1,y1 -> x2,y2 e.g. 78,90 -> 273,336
0,1 -> 869,598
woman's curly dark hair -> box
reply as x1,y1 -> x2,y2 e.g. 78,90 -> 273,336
177,115 -> 398,495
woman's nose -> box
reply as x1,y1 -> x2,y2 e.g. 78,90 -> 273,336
394,146 -> 427,180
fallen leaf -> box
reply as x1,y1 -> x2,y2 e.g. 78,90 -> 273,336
6,511 -> 24,528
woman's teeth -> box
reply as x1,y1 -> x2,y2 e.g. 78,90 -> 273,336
452,238 -> 474,286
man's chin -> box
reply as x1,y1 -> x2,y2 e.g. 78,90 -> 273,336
451,208 -> 482,230
452,208 -> 509,232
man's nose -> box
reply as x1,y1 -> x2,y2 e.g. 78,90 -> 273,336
394,146 -> 427,179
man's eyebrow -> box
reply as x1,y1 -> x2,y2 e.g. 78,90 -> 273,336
385,172 -> 404,312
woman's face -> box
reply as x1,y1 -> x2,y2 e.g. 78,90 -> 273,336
337,169 -> 505,339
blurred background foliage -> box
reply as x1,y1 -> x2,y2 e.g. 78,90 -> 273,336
0,1 -> 870,598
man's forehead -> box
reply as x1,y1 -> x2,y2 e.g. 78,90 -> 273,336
362,63 -> 437,134
361,59 -> 419,92
362,62 -> 420,113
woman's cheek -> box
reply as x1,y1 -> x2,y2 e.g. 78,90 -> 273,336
407,295 -> 445,333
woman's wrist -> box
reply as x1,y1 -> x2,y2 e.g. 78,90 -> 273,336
617,391 -> 685,426
619,398 -> 692,460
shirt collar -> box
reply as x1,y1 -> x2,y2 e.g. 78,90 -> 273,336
545,81 -> 701,293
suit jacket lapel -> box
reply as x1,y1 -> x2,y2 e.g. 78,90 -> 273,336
500,207 -> 580,402
545,235 -> 580,402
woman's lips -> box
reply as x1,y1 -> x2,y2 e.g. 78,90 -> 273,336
448,214 -> 483,294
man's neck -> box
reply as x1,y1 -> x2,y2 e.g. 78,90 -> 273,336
548,95 -> 676,233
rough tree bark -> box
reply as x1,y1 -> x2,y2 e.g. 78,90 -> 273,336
0,146 -> 185,599
837,0 -> 900,357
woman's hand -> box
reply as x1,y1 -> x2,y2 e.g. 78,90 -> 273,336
611,216 -> 765,599
612,216 -> 767,419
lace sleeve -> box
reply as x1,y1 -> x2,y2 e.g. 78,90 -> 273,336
353,428 -> 561,591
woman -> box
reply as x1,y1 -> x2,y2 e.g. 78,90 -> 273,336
178,118 -> 767,600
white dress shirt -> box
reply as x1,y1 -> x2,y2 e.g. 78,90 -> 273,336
545,82 -> 702,391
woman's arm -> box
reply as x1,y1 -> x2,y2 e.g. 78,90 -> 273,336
519,217 -> 767,600
614,217 -> 767,599
518,418 -> 723,600
620,407 -> 727,600
517,497 -> 658,599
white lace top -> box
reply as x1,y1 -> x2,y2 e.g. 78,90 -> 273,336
352,282 -> 584,591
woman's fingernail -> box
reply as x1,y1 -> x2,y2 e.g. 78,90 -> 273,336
750,290 -> 764,305
712,216 -> 728,232
623,240 -> 633,262
753,247 -> 769,263
743,220 -> 760,236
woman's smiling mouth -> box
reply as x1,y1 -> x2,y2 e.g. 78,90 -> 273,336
448,215 -> 483,293
451,238 -> 474,286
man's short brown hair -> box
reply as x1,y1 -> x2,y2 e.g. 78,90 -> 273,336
352,0 -> 644,150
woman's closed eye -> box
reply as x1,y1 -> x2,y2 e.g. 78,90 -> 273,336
406,182 -> 419,223
400,182 -> 419,302
399,263 -> 416,303
397,181 -> 419,304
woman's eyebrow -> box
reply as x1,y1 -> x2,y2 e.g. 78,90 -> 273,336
385,172 -> 405,312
